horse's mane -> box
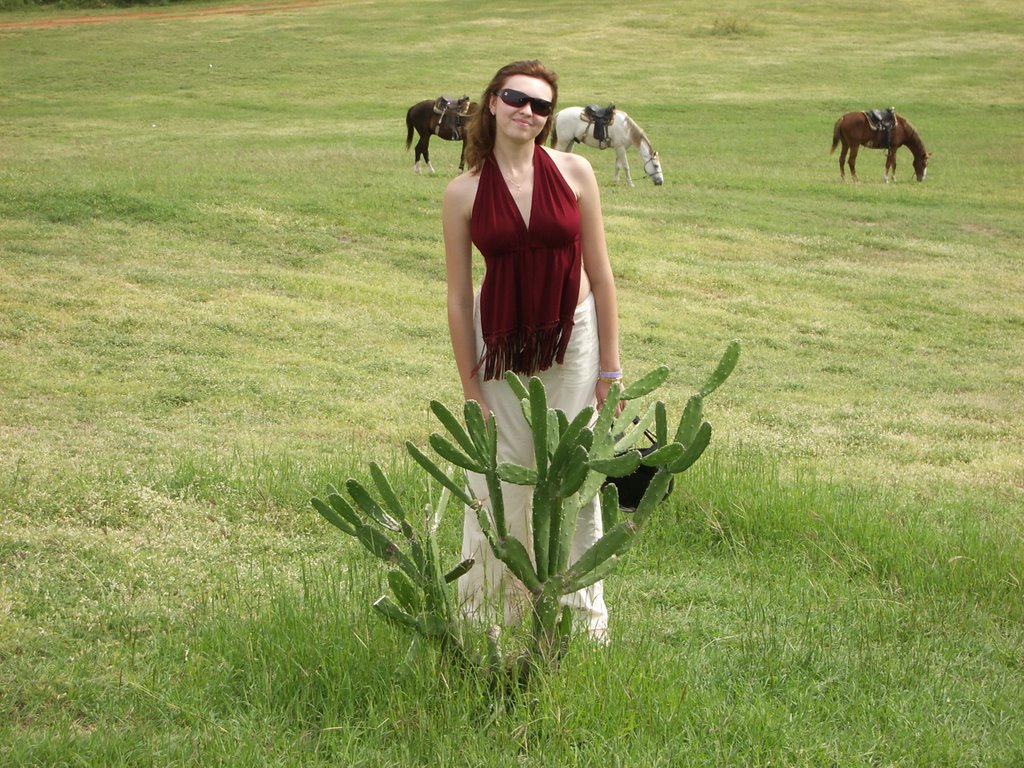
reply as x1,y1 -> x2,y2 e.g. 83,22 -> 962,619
622,113 -> 650,149
899,115 -> 927,153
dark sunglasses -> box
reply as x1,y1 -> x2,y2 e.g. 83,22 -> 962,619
496,88 -> 553,117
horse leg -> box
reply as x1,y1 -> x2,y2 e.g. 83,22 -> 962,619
416,134 -> 435,175
848,145 -> 860,182
459,137 -> 467,172
838,143 -> 849,180
616,147 -> 633,187
412,130 -> 424,174
884,149 -> 896,183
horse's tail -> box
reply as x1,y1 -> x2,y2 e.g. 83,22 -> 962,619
405,106 -> 414,151
830,117 -> 842,155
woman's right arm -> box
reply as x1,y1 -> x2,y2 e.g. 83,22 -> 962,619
442,175 -> 489,411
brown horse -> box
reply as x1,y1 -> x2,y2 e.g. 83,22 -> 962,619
405,96 -> 478,174
830,111 -> 931,182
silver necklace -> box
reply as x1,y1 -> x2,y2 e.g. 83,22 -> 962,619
502,167 -> 530,193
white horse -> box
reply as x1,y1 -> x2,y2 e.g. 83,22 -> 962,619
550,107 -> 664,186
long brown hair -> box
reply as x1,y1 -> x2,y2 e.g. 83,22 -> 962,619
463,60 -> 559,172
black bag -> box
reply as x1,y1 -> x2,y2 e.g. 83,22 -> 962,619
603,430 -> 674,512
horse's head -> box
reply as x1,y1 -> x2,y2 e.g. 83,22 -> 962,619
644,149 -> 664,186
913,151 -> 931,181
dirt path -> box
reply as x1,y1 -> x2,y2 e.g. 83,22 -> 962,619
0,0 -> 331,30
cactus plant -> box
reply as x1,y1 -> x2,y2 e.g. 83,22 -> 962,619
312,342 -> 739,685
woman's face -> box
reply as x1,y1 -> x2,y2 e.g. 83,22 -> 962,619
490,74 -> 554,142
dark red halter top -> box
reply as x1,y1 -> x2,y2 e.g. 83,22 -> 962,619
470,145 -> 582,381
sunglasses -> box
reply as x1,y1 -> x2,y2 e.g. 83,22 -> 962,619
496,88 -> 553,117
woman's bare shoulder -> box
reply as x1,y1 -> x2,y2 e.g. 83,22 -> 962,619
444,169 -> 480,216
445,169 -> 480,198
542,146 -> 597,195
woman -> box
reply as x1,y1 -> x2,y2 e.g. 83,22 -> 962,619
442,60 -> 622,640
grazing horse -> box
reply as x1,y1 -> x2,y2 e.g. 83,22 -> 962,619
405,96 -> 478,174
550,107 -> 664,186
831,111 -> 931,182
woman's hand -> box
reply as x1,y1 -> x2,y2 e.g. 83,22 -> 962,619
595,378 -> 624,416
462,380 -> 492,423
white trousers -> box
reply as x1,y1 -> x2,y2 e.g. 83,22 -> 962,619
458,292 -> 609,638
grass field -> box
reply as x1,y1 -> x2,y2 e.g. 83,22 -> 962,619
1,0 -> 1023,765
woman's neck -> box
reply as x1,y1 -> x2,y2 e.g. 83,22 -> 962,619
492,141 -> 535,175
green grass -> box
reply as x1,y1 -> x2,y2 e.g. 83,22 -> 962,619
1,0 -> 1023,764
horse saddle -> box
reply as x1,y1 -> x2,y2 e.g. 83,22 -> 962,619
432,95 -> 473,139
866,107 -> 896,148
433,95 -> 457,114
582,103 -> 617,147
433,95 -> 473,116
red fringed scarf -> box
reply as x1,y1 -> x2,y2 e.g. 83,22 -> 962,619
470,146 -> 582,381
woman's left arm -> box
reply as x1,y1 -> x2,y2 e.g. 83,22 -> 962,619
573,155 -> 622,406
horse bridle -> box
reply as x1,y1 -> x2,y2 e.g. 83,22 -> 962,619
640,150 -> 661,181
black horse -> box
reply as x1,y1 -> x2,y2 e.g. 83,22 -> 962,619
405,95 -> 478,174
